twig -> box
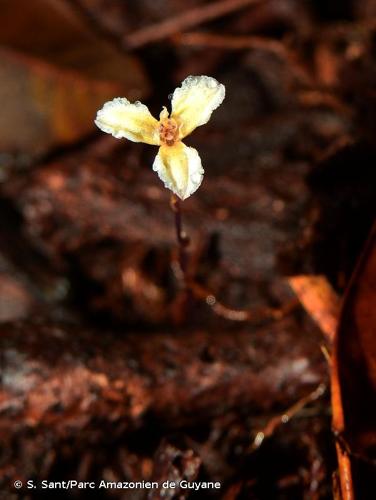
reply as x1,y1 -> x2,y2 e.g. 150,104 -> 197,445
297,90 -> 351,115
249,383 -> 327,451
300,432 -> 325,500
333,431 -> 376,468
123,0 -> 264,49
173,32 -> 288,54
173,31 -> 312,85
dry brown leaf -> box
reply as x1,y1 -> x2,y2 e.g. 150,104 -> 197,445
0,0 -> 149,156
332,222 -> 376,499
288,274 -> 341,344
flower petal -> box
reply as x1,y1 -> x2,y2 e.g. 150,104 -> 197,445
95,98 -> 160,145
171,75 -> 225,138
152,142 -> 204,200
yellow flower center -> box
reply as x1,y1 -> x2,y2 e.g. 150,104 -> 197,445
159,117 -> 179,146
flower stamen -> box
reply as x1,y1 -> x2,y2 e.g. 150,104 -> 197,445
159,118 -> 179,146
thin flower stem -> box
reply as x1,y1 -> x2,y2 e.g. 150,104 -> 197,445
170,194 -> 190,279
169,195 -> 299,323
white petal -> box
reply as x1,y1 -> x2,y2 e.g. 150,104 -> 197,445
95,98 -> 160,145
152,142 -> 204,200
171,75 -> 225,138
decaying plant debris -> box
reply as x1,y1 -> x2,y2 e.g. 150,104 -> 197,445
0,0 -> 375,498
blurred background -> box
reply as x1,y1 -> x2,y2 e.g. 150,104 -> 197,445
0,0 -> 375,498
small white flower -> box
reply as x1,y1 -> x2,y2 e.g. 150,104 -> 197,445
95,76 -> 225,200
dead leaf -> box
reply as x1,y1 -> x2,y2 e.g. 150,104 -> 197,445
0,0 -> 149,156
332,222 -> 376,499
288,274 -> 341,344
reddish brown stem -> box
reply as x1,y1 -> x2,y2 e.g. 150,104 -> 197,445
169,195 -> 298,324
170,194 -> 190,280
